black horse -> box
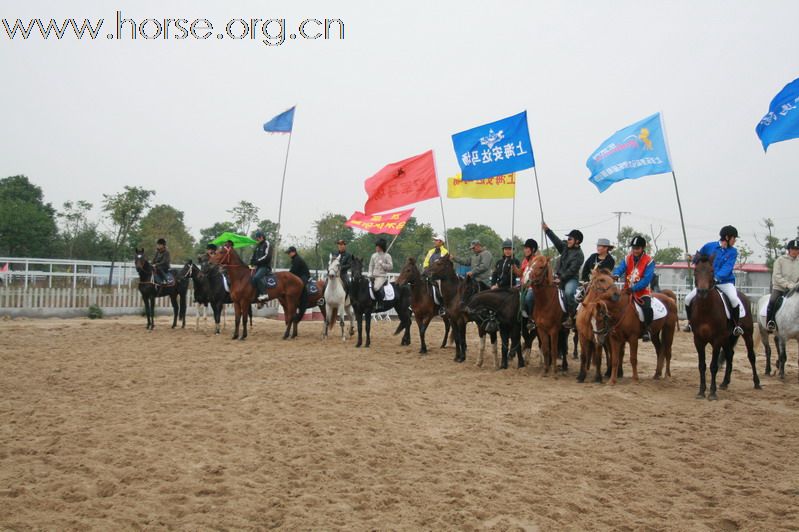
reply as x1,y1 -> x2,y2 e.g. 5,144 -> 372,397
178,260 -> 233,335
134,248 -> 188,330
465,288 -> 525,369
349,257 -> 412,348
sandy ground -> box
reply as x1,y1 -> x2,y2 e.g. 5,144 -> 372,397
1,314 -> 799,531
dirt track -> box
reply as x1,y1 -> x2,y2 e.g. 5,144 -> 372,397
1,315 -> 798,531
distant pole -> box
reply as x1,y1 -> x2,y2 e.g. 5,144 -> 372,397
273,130 -> 293,268
612,211 -> 631,246
671,171 -> 691,265
532,167 -> 547,250
433,153 -> 449,249
511,189 -> 516,255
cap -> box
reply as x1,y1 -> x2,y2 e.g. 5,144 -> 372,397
286,246 -> 297,253
565,229 -> 583,243
433,235 -> 445,242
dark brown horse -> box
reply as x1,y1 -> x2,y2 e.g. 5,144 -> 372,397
210,247 -> 304,340
587,270 -> 678,385
396,257 -> 451,355
134,249 -> 188,330
527,255 -> 566,375
291,279 -> 327,338
689,256 -> 761,399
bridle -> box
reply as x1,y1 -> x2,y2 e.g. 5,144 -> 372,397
592,295 -> 633,340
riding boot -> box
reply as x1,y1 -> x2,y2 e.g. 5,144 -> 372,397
731,306 -> 744,336
642,304 -> 653,343
683,302 -> 693,332
766,302 -> 777,332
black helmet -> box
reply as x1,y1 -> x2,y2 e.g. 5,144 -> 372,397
565,229 -> 583,244
206,243 -> 217,251
286,246 -> 297,254
786,238 -> 799,250
524,238 -> 539,252
254,230 -> 265,239
502,239 -> 513,248
719,225 -> 738,239
629,235 -> 647,248
157,238 -> 166,245
375,238 -> 388,251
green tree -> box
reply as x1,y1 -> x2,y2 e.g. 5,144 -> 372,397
314,213 -> 353,264
447,223 -> 503,261
135,204 -> 196,263
102,186 -> 154,283
57,200 -> 94,258
228,201 -> 260,235
0,175 -> 58,256
196,221 -> 237,254
757,218 -> 782,270
736,239 -> 754,265
653,246 -> 683,264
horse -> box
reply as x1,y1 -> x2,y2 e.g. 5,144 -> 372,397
688,255 -> 761,399
177,260 -> 231,335
210,247 -> 304,340
754,294 -> 782,375
586,269 -> 678,385
464,288 -> 525,369
395,257 -> 451,355
526,255 -> 567,375
290,278 -> 327,339
426,255 -> 495,363
322,254 -> 355,341
134,248 -> 188,330
349,256 -> 412,348
775,287 -> 799,381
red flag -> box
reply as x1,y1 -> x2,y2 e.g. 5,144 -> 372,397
364,150 -> 438,214
345,208 -> 414,235
0,263 -> 8,273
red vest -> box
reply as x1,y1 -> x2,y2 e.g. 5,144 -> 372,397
624,253 -> 652,297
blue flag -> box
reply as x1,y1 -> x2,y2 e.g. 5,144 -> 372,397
263,106 -> 295,133
452,111 -> 535,181
756,77 -> 799,152
586,113 -> 673,193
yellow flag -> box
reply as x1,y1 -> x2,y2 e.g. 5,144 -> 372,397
446,173 -> 516,199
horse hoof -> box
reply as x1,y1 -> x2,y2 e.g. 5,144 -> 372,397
696,392 -> 705,399
754,383 -> 763,390
719,383 -> 728,390
577,374 -> 586,383
594,375 -> 603,384
653,374 -> 661,380
239,337 -> 246,342
708,393 -> 718,401
419,349 -> 427,355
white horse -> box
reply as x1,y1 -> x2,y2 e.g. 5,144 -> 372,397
323,255 -> 355,341
755,294 -> 780,375
775,288 -> 799,380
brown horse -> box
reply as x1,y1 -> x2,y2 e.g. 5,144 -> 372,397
396,257 -> 451,355
587,270 -> 678,385
527,255 -> 565,375
211,247 -> 304,340
291,279 -> 327,339
689,256 -> 761,399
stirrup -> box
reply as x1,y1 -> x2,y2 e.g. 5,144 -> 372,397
641,330 -> 652,342
526,320 -> 536,333
767,320 -> 777,332
257,293 -> 269,302
732,325 -> 743,336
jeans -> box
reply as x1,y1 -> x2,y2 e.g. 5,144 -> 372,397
563,278 -> 578,315
524,288 -> 535,315
252,266 -> 271,293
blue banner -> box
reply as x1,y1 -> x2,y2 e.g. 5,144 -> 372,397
756,77 -> 799,152
586,113 -> 673,193
263,106 -> 295,133
452,111 -> 535,181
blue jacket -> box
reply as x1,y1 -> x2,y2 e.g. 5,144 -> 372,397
612,254 -> 655,293
693,241 -> 737,284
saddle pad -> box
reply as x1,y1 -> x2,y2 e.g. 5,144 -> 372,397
759,300 -> 768,318
557,289 -> 566,313
432,281 -> 442,306
308,282 -> 319,294
222,274 -> 230,293
369,282 -> 395,301
634,297 -> 667,322
265,274 -> 278,289
716,287 -> 746,319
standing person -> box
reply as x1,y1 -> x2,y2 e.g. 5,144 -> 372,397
423,235 -> 449,271
766,238 -> 799,331
490,239 -> 520,289
251,230 -> 273,302
287,246 -> 311,311
368,238 -> 393,300
684,225 -> 744,336
542,222 -> 585,328
331,239 -> 353,294
152,238 -> 171,284
513,238 -> 539,323
612,235 -> 656,342
452,239 -> 493,289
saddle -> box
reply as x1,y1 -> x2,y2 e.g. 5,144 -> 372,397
369,281 -> 395,302
633,297 -> 667,322
155,271 -> 176,287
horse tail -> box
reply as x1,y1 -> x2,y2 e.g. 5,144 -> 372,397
328,307 -> 339,331
392,321 -> 405,336
179,286 -> 187,320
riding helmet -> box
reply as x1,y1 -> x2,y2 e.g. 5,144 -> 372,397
524,238 -> 539,252
375,238 -> 388,251
719,225 -> 738,239
629,235 -> 647,248
157,238 -> 166,245
254,230 -> 265,239
206,243 -> 217,251
502,239 -> 513,248
787,238 -> 799,250
565,229 -> 583,243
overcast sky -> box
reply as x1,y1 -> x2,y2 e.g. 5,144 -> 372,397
2,0 -> 798,259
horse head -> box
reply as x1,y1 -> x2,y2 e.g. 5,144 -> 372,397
327,254 -> 341,278
694,254 -> 715,298
528,255 -> 552,287
134,248 -> 150,274
427,254 -> 455,281
177,259 -> 194,281
350,256 -> 364,279
396,257 -> 419,286
588,268 -> 621,303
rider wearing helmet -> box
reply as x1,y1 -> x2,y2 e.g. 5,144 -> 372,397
684,225 -> 744,336
612,235 -> 656,342
766,238 -> 799,330
542,222 -> 585,329
152,238 -> 171,284
250,230 -> 273,301
490,239 -> 520,289
368,237 -> 393,301
513,238 -> 539,326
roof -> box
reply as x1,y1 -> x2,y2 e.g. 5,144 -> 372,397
657,262 -> 770,273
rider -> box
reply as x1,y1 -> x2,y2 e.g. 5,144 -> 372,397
223,240 -> 234,252
513,238 -> 539,325
332,239 -> 353,293
152,238 -> 171,284
423,235 -> 449,271
612,235 -> 656,342
251,230 -> 273,302
491,239 -> 520,289
453,239 -> 493,290
766,238 -> 799,331
578,238 -> 616,301
287,246 -> 311,311
684,225 -> 744,336
368,237 -> 393,301
199,243 -> 217,268
542,222 -> 585,329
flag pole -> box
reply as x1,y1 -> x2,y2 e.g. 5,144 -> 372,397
511,186 -> 516,255
659,111 -> 691,267
533,167 -> 547,251
432,152 -> 449,249
385,232 -> 401,254
273,129 -> 293,268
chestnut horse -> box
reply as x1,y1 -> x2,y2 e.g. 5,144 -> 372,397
587,270 -> 678,385
527,255 -> 566,375
210,247 -> 304,340
690,256 -> 761,399
396,257 -> 451,355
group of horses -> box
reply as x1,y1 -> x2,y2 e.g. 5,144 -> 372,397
133,247 -> 798,400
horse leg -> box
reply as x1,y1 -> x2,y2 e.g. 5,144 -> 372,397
355,311 -> 363,348
282,301 -> 293,340
232,302 -> 241,340
491,331 -> 498,369
629,339 -> 640,383
708,345 -> 721,400
441,317 -> 451,349
499,328 -> 509,370
741,332 -> 762,390
609,339 -> 621,385
213,303 -> 222,335
149,295 -> 156,330
572,330 -> 579,359
593,343 -> 604,383
777,335 -> 787,379
476,330 -> 486,368
364,312 -> 372,348
652,332 -> 664,379
417,315 -> 429,355
577,335 -> 589,383
195,303 -> 201,330
762,327 -> 772,375
559,330 -> 569,373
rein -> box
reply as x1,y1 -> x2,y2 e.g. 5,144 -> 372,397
593,295 -> 633,337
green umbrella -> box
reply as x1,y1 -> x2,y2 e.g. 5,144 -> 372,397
209,232 -> 257,249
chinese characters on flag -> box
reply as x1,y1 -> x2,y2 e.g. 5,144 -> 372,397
344,208 -> 415,235
363,150 -> 438,214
